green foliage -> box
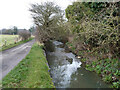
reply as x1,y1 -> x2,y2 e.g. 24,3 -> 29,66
112,81 -> 120,88
65,1 -> 120,88
102,74 -> 112,83
65,2 -> 120,57
80,57 -> 86,62
82,2 -> 108,13
13,26 -> 18,35
29,26 -> 36,35
2,43 -> 54,88
85,58 -> 120,88
114,70 -> 120,76
65,2 -> 93,23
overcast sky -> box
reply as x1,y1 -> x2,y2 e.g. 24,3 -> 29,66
0,0 -> 74,30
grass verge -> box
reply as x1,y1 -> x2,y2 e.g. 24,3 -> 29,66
1,43 -> 55,88
0,38 -> 34,52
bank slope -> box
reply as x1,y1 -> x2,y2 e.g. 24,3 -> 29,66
2,43 -> 54,88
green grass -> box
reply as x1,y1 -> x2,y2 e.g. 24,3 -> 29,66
0,35 -> 18,47
2,43 -> 55,88
0,38 -> 34,52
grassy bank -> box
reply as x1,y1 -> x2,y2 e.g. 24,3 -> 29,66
65,42 -> 120,88
2,43 -> 54,88
0,38 -> 34,51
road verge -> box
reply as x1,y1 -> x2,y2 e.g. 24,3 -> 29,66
1,43 -> 55,88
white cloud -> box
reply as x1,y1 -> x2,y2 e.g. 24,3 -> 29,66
0,0 -> 73,30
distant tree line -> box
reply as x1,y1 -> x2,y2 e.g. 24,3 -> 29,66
0,26 -> 18,35
0,26 -> 36,35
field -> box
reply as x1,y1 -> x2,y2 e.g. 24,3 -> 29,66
0,35 -> 19,47
0,35 -> 34,51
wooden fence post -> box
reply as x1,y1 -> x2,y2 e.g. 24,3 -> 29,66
5,40 -> 6,46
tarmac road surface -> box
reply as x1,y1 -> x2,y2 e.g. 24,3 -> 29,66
0,39 -> 35,80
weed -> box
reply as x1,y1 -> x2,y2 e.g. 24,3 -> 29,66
102,74 -> 112,83
112,81 -> 120,88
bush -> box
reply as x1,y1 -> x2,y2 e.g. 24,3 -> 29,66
19,30 -> 31,40
65,2 -> 120,58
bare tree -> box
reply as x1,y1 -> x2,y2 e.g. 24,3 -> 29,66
19,30 -> 31,40
30,2 -> 64,43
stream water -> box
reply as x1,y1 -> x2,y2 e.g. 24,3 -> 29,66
46,41 -> 110,88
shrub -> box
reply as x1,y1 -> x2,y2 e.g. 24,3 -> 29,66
65,2 -> 120,58
19,30 -> 31,40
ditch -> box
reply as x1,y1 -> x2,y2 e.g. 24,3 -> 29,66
45,41 -> 110,88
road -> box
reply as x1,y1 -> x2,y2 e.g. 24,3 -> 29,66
0,39 -> 35,80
